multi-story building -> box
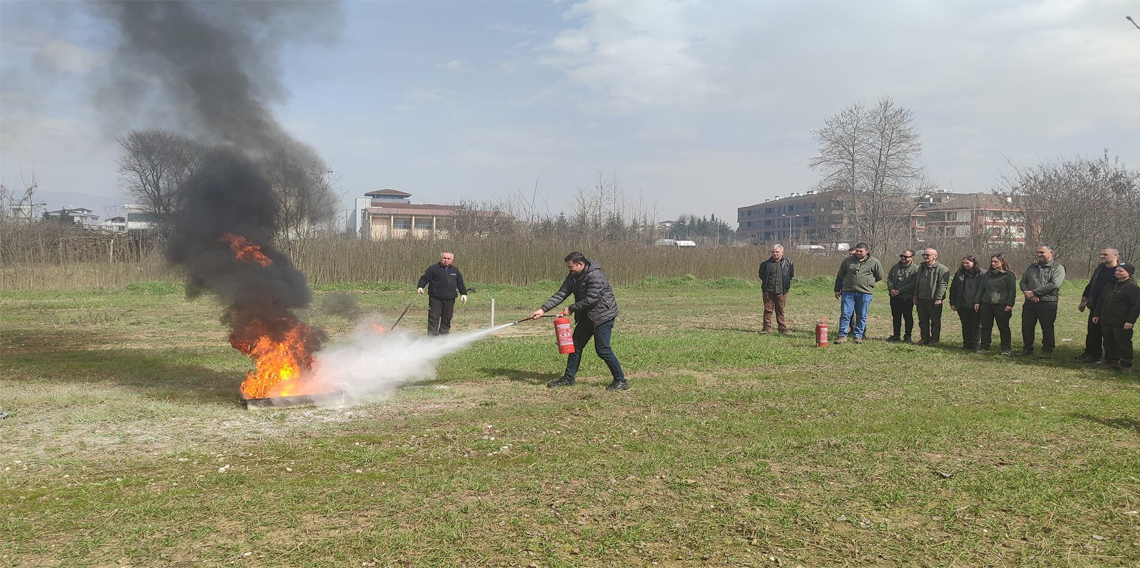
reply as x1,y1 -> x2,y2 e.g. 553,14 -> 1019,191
736,191 -> 855,246
738,190 -> 1030,248
912,193 -> 1030,247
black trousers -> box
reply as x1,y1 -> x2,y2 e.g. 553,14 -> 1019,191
890,295 -> 914,339
956,306 -> 981,349
1021,301 -> 1058,353
1102,325 -> 1134,368
978,303 -> 1012,352
1083,312 -> 1104,358
915,299 -> 943,343
427,297 -> 455,336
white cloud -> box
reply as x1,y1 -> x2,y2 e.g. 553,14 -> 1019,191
440,58 -> 467,71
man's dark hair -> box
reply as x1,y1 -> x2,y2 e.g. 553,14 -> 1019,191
565,251 -> 587,264
854,242 -> 870,251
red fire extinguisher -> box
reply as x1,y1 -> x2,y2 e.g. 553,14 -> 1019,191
554,316 -> 575,354
815,318 -> 829,347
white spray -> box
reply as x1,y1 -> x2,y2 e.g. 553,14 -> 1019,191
306,318 -> 517,405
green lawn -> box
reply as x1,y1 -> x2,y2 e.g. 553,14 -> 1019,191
2,279 -> 1138,567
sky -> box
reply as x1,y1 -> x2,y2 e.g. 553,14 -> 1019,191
2,0 -> 1138,226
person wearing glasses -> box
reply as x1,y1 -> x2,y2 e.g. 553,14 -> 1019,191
1077,248 -> 1122,363
906,248 -> 950,346
832,242 -> 883,344
973,253 -> 1018,355
887,249 -> 919,343
1019,244 -> 1066,358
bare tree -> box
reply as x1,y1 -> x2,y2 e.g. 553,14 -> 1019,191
811,97 -> 930,254
998,151 -> 1140,273
261,150 -> 339,254
0,166 -> 44,223
117,129 -> 206,228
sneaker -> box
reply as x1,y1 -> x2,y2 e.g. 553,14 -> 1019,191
779,329 -> 790,335
1000,350 -> 1011,356
1038,351 -> 1052,359
928,341 -> 939,347
1074,353 -> 1090,361
853,337 -> 864,344
903,337 -> 914,344
1096,359 -> 1120,370
761,328 -> 772,334
1078,355 -> 1100,363
546,376 -> 575,388
835,336 -> 847,344
1121,366 -> 1133,374
606,378 -> 629,391
1019,349 -> 1034,356
974,348 -> 986,353
886,335 -> 900,342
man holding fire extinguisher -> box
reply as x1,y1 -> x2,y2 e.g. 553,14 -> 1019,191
531,252 -> 627,391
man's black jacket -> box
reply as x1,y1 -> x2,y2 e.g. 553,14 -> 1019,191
540,260 -> 619,324
418,263 -> 466,300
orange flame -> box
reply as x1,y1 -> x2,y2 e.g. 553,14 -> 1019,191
232,314 -> 322,399
370,323 -> 388,334
219,233 -> 272,267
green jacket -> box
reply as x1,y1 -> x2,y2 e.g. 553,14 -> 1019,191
888,261 -> 920,300
1019,260 -> 1066,303
949,270 -> 984,308
834,256 -> 884,294
973,269 -> 1017,308
903,262 -> 950,301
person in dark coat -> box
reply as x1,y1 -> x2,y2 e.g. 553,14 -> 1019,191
758,244 -> 794,334
1091,263 -> 1140,374
532,251 -> 626,391
417,251 -> 467,336
949,255 -> 984,350
1077,248 -> 1122,363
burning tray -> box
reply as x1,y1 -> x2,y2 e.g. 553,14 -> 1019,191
241,391 -> 344,410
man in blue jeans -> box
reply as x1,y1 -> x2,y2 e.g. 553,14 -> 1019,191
833,242 -> 884,344
532,251 -> 627,391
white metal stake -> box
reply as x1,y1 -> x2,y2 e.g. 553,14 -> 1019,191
490,298 -> 495,327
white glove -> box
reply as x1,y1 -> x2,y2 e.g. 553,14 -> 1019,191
417,288 -> 424,295
460,295 -> 467,303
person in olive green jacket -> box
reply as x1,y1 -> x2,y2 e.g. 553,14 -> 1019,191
949,255 -> 985,350
832,242 -> 884,344
973,253 -> 1018,355
887,249 -> 919,343
903,248 -> 951,346
1019,244 -> 1066,357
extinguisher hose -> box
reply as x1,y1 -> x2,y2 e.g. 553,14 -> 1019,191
512,314 -> 559,325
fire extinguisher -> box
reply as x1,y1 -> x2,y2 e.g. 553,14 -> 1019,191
815,318 -> 829,347
554,316 -> 575,354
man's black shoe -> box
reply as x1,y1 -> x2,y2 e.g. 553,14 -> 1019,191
886,335 -> 900,342
1078,355 -> 1100,363
547,376 -> 575,388
606,378 -> 629,391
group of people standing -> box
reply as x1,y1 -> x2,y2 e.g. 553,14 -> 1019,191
788,242 -> 1138,373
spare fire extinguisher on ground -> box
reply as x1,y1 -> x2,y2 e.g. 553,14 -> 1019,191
815,318 -> 829,347
554,316 -> 575,354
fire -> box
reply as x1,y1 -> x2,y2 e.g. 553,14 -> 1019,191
219,233 -> 272,267
230,307 -> 326,399
370,323 -> 388,334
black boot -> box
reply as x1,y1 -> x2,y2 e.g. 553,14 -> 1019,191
606,378 -> 629,391
547,376 -> 575,388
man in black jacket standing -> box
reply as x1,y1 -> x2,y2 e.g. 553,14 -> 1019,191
531,251 -> 627,391
1077,248 -> 1121,363
758,244 -> 794,334
417,251 -> 467,336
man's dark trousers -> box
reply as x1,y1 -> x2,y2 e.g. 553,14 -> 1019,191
1022,301 -> 1058,353
427,297 -> 455,336
564,318 -> 624,381
1101,324 -> 1134,368
915,299 -> 943,343
1084,313 -> 1104,359
890,295 -> 914,340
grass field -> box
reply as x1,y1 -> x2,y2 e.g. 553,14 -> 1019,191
2,278 -> 1138,567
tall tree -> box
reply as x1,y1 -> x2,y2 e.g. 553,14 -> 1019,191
117,129 -> 206,228
810,97 -> 930,253
999,152 -> 1140,273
